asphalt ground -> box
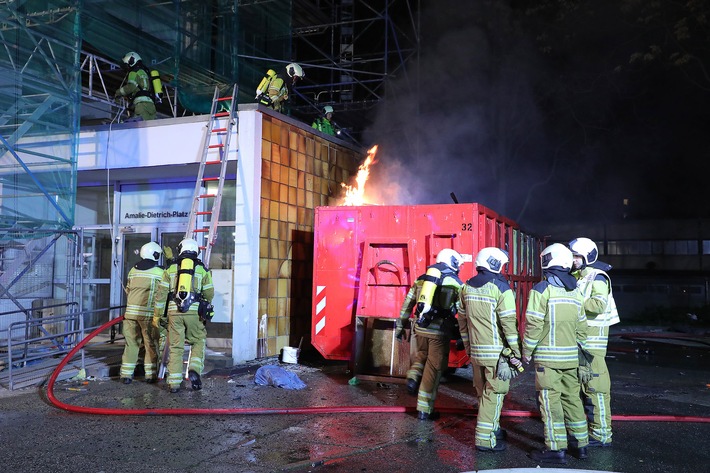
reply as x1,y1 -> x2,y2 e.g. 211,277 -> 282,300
0,326 -> 709,473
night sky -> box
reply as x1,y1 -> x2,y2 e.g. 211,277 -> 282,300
361,0 -> 710,235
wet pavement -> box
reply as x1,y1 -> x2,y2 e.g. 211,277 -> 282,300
1,326 -> 709,473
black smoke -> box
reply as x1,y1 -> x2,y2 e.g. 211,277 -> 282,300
362,0 -> 710,235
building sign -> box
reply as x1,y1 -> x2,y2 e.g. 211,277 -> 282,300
120,182 -> 193,224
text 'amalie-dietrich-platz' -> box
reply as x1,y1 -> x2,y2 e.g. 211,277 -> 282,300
124,211 -> 190,219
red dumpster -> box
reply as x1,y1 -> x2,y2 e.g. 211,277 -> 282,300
312,203 -> 540,374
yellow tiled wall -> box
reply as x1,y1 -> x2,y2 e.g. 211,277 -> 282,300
257,115 -> 361,357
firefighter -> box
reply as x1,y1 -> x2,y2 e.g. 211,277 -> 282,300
458,247 -> 521,452
523,243 -> 590,464
569,237 -> 619,448
120,242 -> 164,384
153,238 -> 214,393
312,105 -> 336,136
255,63 -> 304,113
114,52 -> 157,121
395,248 -> 464,420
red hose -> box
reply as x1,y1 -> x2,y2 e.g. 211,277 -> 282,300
45,317 -> 710,422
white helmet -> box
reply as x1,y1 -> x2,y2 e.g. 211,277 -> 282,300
474,247 -> 509,274
323,105 -> 333,115
540,243 -> 573,270
140,242 -> 162,262
177,238 -> 199,256
436,248 -> 464,273
286,62 -> 304,79
569,237 -> 598,266
122,52 -> 141,67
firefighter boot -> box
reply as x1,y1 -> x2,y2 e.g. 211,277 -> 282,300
406,378 -> 418,395
529,449 -> 567,464
417,411 -> 440,421
188,370 -> 202,390
476,441 -> 507,452
121,377 -> 132,385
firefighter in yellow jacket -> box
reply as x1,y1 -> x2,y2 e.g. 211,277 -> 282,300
395,248 -> 464,420
114,52 -> 157,121
570,237 -> 619,448
120,242 -> 164,384
255,63 -> 304,113
523,243 -> 590,464
153,238 -> 214,393
458,247 -> 521,452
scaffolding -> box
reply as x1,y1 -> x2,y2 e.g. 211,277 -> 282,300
0,0 -> 421,380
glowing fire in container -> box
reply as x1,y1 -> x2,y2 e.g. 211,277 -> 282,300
340,145 -> 378,206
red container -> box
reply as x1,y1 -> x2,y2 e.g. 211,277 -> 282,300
312,203 -> 540,368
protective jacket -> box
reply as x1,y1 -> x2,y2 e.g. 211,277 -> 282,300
312,117 -> 335,136
154,257 -> 214,322
125,259 -> 165,320
116,67 -> 156,120
397,263 -> 463,339
523,277 -> 587,368
574,266 -> 619,356
458,270 -> 520,366
257,70 -> 289,112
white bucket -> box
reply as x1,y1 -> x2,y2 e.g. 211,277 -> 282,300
281,346 -> 299,364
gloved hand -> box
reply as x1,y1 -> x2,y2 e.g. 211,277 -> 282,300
522,354 -> 532,365
496,355 -> 513,381
578,365 -> 594,384
162,245 -> 173,261
152,316 -> 166,330
395,325 -> 405,341
455,338 -> 465,351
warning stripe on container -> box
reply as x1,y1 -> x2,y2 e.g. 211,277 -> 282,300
315,285 -> 326,335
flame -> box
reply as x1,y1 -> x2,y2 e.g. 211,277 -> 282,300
341,145 -> 378,206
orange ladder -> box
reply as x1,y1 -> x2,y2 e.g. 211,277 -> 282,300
184,84 -> 238,264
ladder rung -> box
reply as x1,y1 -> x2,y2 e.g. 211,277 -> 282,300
211,127 -> 227,133
217,96 -> 232,101
202,177 -> 219,182
196,211 -> 212,215
193,229 -> 209,233
213,112 -> 230,118
199,193 -> 216,198
205,160 -> 221,165
208,144 -> 224,149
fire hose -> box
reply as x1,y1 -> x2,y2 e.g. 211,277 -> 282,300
46,316 -> 710,422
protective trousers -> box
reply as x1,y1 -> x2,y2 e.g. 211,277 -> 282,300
582,355 -> 612,443
166,313 -> 207,389
120,318 -> 159,380
412,335 -> 449,414
472,364 -> 509,448
406,333 -> 423,383
133,101 -> 156,121
535,365 -> 589,451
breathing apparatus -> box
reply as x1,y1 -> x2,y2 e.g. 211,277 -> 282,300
415,249 -> 464,328
256,69 -> 277,104
173,239 -> 199,313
